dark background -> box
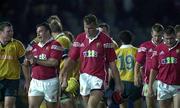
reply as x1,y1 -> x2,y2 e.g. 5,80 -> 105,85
0,0 -> 180,47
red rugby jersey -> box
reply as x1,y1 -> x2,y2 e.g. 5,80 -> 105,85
136,40 -> 157,83
151,41 -> 180,85
29,39 -> 63,80
69,31 -> 117,80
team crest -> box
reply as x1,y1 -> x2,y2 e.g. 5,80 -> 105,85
46,46 -> 50,51
149,48 -> 153,52
176,49 -> 180,54
159,51 -> 165,55
96,42 -> 101,48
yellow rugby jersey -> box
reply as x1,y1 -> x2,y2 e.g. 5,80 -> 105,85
53,33 -> 71,49
0,39 -> 25,79
54,33 -> 78,80
115,45 -> 137,82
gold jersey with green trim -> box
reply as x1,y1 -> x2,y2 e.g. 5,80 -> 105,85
0,39 -> 25,79
115,45 -> 137,82
53,33 -> 71,49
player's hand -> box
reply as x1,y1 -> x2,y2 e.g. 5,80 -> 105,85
147,86 -> 154,97
134,76 -> 142,87
24,79 -> 30,93
59,72 -> 63,84
115,82 -> 124,93
59,72 -> 67,91
25,51 -> 33,59
61,80 -> 68,91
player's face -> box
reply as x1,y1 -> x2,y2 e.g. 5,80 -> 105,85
36,26 -> 49,42
176,32 -> 180,41
84,22 -> 97,38
151,31 -> 163,44
163,33 -> 176,47
0,26 -> 13,43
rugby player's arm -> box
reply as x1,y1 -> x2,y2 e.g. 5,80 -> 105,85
34,58 -> 59,67
21,58 -> 31,92
148,69 -> 157,95
60,58 -> 76,79
59,57 -> 76,90
134,62 -> 142,86
109,61 -> 123,92
22,59 -> 31,82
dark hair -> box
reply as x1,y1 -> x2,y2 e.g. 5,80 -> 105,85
0,21 -> 12,31
83,14 -> 98,26
118,30 -> 133,44
152,23 -> 164,32
98,22 -> 110,33
175,25 -> 180,34
164,26 -> 175,35
36,22 -> 52,34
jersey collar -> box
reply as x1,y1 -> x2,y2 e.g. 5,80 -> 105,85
120,44 -> 133,48
38,37 -> 54,48
86,30 -> 100,43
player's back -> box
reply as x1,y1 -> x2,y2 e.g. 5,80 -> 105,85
116,45 -> 137,82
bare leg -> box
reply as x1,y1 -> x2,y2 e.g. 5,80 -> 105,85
87,90 -> 103,108
4,96 -> 16,108
82,95 -> 89,108
146,96 -> 156,108
134,98 -> 142,108
28,96 -> 44,108
173,94 -> 180,108
159,98 -> 172,108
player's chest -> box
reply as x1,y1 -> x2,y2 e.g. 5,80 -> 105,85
32,46 -> 51,60
159,48 -> 180,64
80,41 -> 105,57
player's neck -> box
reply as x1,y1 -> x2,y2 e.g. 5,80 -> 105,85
41,35 -> 52,44
0,39 -> 8,46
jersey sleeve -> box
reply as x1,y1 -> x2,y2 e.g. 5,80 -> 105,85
104,38 -> 117,63
16,40 -> 26,58
50,41 -> 63,60
57,36 -> 71,49
68,35 -> 81,61
136,43 -> 147,64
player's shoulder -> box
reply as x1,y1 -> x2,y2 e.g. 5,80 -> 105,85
75,32 -> 86,41
129,45 -> 137,50
99,32 -> 112,40
57,34 -> 69,41
12,38 -> 24,46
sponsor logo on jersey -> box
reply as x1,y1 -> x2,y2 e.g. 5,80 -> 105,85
83,50 -> 98,57
138,47 -> 146,52
161,57 -> 177,64
73,42 -> 81,47
39,53 -> 47,60
51,45 -> 63,51
104,43 -> 113,48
